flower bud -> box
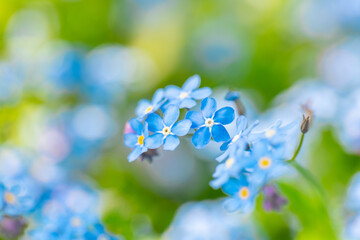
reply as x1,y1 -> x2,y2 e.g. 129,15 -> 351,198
301,114 -> 311,134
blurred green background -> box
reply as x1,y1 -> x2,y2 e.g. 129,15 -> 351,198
0,0 -> 359,239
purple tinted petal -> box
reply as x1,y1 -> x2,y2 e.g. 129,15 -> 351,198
163,105 -> 180,126
211,124 -> 230,142
146,113 -> 164,132
192,126 -> 211,148
213,107 -> 235,125
182,75 -> 200,92
129,118 -> 143,135
163,135 -> 180,150
171,119 -> 191,136
201,97 -> 217,118
186,111 -> 205,128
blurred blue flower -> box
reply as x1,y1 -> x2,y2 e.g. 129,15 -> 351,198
145,105 -> 191,151
136,89 -> 166,119
165,75 -> 212,109
84,223 -> 120,240
222,177 -> 258,212
224,91 -> 240,101
124,119 -> 149,162
186,97 -> 235,148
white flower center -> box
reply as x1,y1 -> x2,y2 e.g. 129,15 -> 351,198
179,92 -> 189,100
265,129 -> 276,138
225,158 -> 235,168
162,126 -> 171,136
205,118 -> 214,128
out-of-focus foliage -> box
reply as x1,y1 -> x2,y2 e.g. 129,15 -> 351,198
0,0 -> 360,239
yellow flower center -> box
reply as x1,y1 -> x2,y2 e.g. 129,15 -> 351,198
179,92 -> 189,100
205,118 -> 214,127
162,127 -> 171,136
258,157 -> 272,169
138,135 -> 144,145
4,192 -> 16,204
238,187 -> 250,200
145,106 -> 153,114
265,129 -> 276,138
225,158 -> 235,168
71,217 -> 82,227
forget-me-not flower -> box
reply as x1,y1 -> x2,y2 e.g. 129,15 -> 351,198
135,89 -> 166,119
165,75 -> 212,109
222,176 -> 259,212
124,119 -> 149,162
186,97 -> 235,148
145,105 -> 192,151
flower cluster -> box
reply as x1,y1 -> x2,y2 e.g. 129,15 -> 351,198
125,76 -> 298,213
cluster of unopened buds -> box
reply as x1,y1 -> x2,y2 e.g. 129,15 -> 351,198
124,75 -> 312,213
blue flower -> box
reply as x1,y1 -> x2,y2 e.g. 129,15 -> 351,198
222,176 -> 259,212
246,140 -> 286,186
252,120 -> 296,147
145,105 -> 191,151
210,146 -> 243,189
220,116 -> 259,152
124,119 -> 149,162
186,97 -> 235,148
165,75 -> 212,109
135,89 -> 166,119
225,91 -> 240,101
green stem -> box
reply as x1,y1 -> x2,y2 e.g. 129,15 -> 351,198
288,133 -> 305,162
290,161 -> 328,202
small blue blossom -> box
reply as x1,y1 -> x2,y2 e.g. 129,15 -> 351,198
135,89 -> 166,119
252,120 -> 296,147
124,119 -> 149,162
145,105 -> 191,151
186,97 -> 235,148
225,91 -> 240,101
165,75 -> 212,109
221,176 -> 259,212
210,146 -> 243,189
84,223 -> 120,240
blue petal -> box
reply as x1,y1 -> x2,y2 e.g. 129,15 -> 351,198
179,98 -> 196,109
124,133 -> 138,148
192,126 -> 211,148
128,146 -> 146,162
146,113 -> 164,132
152,89 -> 165,105
135,100 -> 152,117
225,91 -> 240,101
210,173 -> 229,189
172,119 -> 191,136
144,133 -> 164,149
190,87 -> 212,100
213,107 -> 235,125
165,86 -> 181,99
186,111 -> 205,128
163,135 -> 180,150
224,198 -> 242,212
182,75 -> 200,92
236,116 -> 248,133
220,140 -> 231,151
201,97 -> 217,118
143,122 -> 149,137
212,124 -> 230,142
129,118 -> 143,135
163,105 -> 180,126
222,178 -> 241,195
